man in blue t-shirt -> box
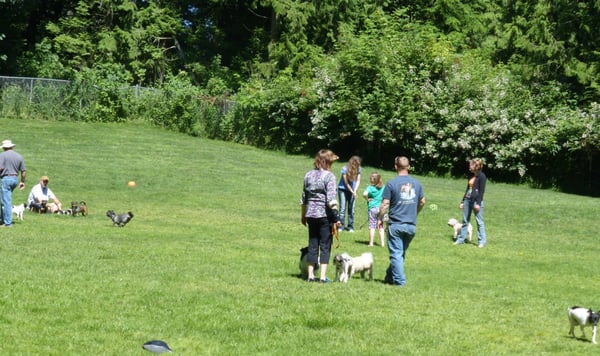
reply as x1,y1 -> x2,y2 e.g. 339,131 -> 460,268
378,156 -> 425,286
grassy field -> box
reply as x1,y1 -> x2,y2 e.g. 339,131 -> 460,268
0,117 -> 598,355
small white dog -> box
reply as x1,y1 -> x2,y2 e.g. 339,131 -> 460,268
334,253 -> 352,282
447,218 -> 472,242
568,306 -> 600,344
12,203 -> 25,221
334,252 -> 373,283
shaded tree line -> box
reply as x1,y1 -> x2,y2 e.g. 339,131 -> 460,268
0,0 -> 598,195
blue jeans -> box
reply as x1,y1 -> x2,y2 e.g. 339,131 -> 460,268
458,200 -> 486,245
338,189 -> 356,230
1,176 -> 18,225
385,223 -> 416,286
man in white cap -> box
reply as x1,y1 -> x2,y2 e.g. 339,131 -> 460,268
28,175 -> 61,212
0,140 -> 27,227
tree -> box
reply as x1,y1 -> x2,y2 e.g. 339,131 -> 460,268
43,0 -> 183,85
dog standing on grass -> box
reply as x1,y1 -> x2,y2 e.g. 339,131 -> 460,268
333,252 -> 373,283
447,218 -> 472,242
72,201 -> 88,217
568,306 -> 600,344
106,210 -> 134,227
12,203 -> 25,221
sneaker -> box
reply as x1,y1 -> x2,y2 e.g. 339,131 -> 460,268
307,278 -> 316,283
320,277 -> 331,283
478,244 -> 485,248
453,241 -> 464,245
346,229 -> 354,233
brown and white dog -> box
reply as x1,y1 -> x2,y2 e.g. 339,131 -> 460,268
447,218 -> 472,242
568,306 -> 600,344
72,201 -> 88,217
334,252 -> 373,283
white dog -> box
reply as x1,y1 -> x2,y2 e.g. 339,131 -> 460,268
12,203 -> 25,221
447,218 -> 472,242
334,253 -> 352,282
334,252 -> 373,283
568,306 -> 600,344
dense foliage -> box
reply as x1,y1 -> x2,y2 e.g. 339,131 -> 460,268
0,0 -> 598,195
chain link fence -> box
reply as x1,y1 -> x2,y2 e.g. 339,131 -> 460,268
0,75 -> 234,114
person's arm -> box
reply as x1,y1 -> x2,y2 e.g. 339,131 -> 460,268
48,188 -> 60,205
459,181 -> 469,208
353,173 -> 361,197
19,170 -> 26,190
342,173 -> 351,192
28,189 -> 35,205
301,204 -> 307,226
473,172 -> 486,213
417,197 -> 426,214
475,173 -> 486,205
377,198 -> 390,229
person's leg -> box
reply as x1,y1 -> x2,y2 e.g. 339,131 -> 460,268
338,191 -> 347,230
347,193 -> 356,230
475,201 -> 486,246
385,224 -> 415,286
379,227 -> 386,247
368,208 -> 378,246
318,218 -> 332,282
1,178 -> 16,225
306,219 -> 321,280
456,202 -> 473,244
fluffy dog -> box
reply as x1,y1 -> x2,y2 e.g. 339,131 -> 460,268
72,201 -> 88,217
334,253 -> 352,282
12,203 -> 25,221
334,252 -> 374,283
447,218 -> 472,242
568,306 -> 600,344
106,210 -> 134,227
298,246 -> 318,279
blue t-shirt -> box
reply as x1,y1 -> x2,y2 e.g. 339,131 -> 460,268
338,166 -> 362,191
382,175 -> 424,225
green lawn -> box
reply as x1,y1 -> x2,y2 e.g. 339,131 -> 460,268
0,117 -> 598,355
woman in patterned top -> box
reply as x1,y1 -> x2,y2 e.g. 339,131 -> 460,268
301,149 -> 342,283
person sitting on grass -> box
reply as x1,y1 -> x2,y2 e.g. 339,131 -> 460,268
28,175 -> 61,213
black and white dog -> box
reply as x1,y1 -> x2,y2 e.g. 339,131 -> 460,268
106,210 -> 134,227
299,246 -> 318,279
568,306 -> 600,344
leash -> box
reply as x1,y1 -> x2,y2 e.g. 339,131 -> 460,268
332,223 -> 340,248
